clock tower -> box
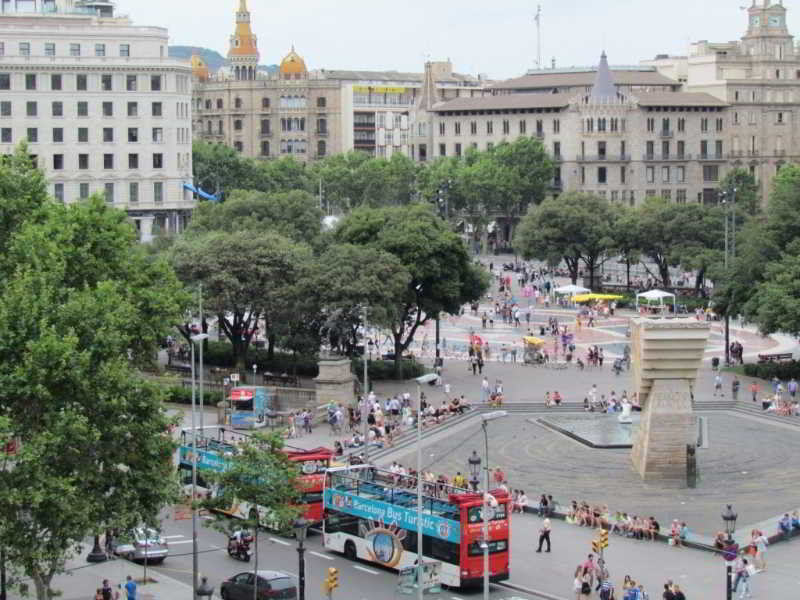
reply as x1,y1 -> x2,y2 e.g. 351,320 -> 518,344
742,1 -> 792,58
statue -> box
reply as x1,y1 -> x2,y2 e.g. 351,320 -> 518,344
618,399 -> 633,424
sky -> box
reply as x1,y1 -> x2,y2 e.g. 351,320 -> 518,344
121,0 -> 796,79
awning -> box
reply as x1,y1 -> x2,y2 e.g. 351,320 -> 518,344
554,284 -> 590,295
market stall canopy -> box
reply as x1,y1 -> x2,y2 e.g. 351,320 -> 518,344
554,284 -> 590,295
635,289 -> 676,311
571,293 -> 624,302
523,336 -> 545,347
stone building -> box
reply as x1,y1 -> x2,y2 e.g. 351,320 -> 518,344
0,0 -> 195,241
191,1 -> 487,163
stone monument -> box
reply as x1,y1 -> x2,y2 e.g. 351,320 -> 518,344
630,318 -> 710,483
314,354 -> 355,406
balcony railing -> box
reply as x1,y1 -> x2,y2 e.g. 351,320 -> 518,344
698,153 -> 724,161
643,153 -> 691,161
659,130 -> 674,138
578,154 -> 631,162
316,130 -> 329,137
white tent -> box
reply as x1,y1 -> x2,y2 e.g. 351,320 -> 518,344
554,284 -> 590,296
635,289 -> 676,313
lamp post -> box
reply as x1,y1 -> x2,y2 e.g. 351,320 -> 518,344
362,306 -> 370,464
415,373 -> 439,600
468,451 -> 481,492
719,188 -> 736,367
478,411 -> 507,600
294,517 -> 309,600
722,504 -> 738,600
190,332 -> 209,600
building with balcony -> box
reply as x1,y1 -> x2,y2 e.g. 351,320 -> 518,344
0,0 -> 194,241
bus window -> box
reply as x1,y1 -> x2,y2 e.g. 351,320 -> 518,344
467,503 -> 507,523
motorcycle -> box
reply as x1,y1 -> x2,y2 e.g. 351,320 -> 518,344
227,532 -> 253,562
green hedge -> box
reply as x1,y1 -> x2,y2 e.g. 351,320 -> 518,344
743,360 -> 800,381
351,358 -> 429,381
163,385 -> 225,406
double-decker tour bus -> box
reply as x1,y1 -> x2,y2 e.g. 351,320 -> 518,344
323,464 -> 510,588
177,427 -> 333,524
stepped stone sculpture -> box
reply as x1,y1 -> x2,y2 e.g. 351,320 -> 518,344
630,318 -> 710,483
314,357 -> 355,406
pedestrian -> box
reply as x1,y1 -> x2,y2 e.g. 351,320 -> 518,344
672,584 -> 686,600
477,355 -> 484,374
752,529 -> 768,571
95,589 -> 104,600
732,376 -> 740,401
511,347 -> 518,363
737,560 -> 753,598
101,579 -> 113,600
594,558 -> 609,593
714,373 -> 724,397
471,355 -> 478,375
579,567 -> 592,598
124,576 -> 137,600
789,377 -> 798,399
662,582 -> 675,600
750,382 -> 759,402
536,518 -> 551,552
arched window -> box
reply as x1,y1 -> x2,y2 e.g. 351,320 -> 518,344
261,140 -> 269,156
317,118 -> 327,134
317,140 -> 326,157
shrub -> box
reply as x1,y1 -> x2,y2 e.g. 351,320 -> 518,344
202,341 -> 319,377
743,360 -> 800,381
351,358 -> 429,381
162,385 -> 224,406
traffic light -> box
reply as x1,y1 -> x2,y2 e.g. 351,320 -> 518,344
599,529 -> 609,549
323,567 -> 339,593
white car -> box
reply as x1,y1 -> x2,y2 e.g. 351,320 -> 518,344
114,527 -> 169,563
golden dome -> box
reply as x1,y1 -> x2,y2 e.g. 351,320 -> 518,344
280,47 -> 307,77
191,54 -> 210,81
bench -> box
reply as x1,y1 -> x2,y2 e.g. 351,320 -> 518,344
757,352 -> 793,363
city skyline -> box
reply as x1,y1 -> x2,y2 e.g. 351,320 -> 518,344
122,0 -> 799,79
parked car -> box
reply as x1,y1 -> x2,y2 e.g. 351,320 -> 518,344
114,527 -> 169,564
220,570 -> 297,600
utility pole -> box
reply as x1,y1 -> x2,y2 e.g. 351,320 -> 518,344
362,305 -> 370,463
534,4 -> 542,69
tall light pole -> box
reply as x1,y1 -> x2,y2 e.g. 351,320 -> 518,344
415,373 -> 438,600
720,188 -> 737,366
293,517 -> 309,600
198,285 -> 205,435
722,504 -> 738,600
190,332 -> 209,600
362,305 -> 370,463
478,411 -> 507,600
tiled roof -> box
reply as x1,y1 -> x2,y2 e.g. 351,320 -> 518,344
492,70 -> 677,90
635,92 -> 728,107
320,69 -> 479,84
431,93 -> 572,112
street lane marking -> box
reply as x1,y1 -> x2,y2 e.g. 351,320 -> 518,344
167,540 -> 194,545
163,535 -> 185,539
269,537 -> 291,546
310,551 -> 334,560
451,596 -> 465,600
353,565 -> 379,575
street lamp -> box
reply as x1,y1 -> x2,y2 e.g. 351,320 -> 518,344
415,372 -> 438,600
719,188 -> 737,366
722,504 -> 738,600
479,411 -> 507,600
293,517 -> 309,600
468,451 -> 481,492
190,332 -> 209,600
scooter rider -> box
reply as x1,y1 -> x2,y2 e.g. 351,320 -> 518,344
229,529 -> 252,554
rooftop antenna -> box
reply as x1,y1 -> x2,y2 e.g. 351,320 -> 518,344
534,4 -> 542,69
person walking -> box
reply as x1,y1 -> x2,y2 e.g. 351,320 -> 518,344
750,382 -> 759,402
124,576 -> 137,600
736,559 -> 753,598
480,377 -> 490,403
101,579 -> 114,600
536,518 -> 551,552
732,376 -> 741,401
713,373 -> 724,397
752,530 -> 768,571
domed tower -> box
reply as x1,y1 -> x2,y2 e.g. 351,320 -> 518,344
228,0 -> 259,81
191,51 -> 210,82
279,46 -> 308,80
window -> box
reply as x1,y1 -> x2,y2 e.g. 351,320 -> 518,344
677,140 -> 685,158
128,181 -> 138,203
150,75 -> 162,91
646,140 -> 654,158
79,182 -> 89,199
260,140 -> 270,156
662,189 -> 672,201
19,42 -> 30,57
25,74 -> 36,91
468,539 -> 508,556
703,165 -> 719,182
519,120 -> 527,134
454,143 -> 462,157
53,154 -> 64,170
620,165 -> 626,184
104,182 -> 114,203
152,153 -> 163,169
52,101 -> 63,117
646,166 -> 655,183
646,118 -> 655,133
103,154 -> 114,169
438,122 -> 445,136
701,118 -> 709,133
78,101 -> 89,117
26,128 -> 37,143
99,74 -> 112,91
553,141 -> 561,158
700,140 -> 708,157
553,119 -> 560,134
103,127 -> 113,142
260,119 -> 271,135
78,154 -> 89,169
151,102 -> 162,117
103,102 -> 113,117
469,121 -> 477,135
598,141 -> 607,158
0,74 -> 9,90
127,102 -> 138,117
153,182 -> 163,203
234,97 -> 242,109
715,140 -> 723,157
677,118 -> 685,133
0,101 -> 10,117
77,74 -> 87,91
128,153 -> 138,169
95,44 -> 106,57
677,189 -> 687,204
502,120 -> 510,135
152,127 -> 163,143
128,127 -> 138,142
716,118 -> 724,132
1,128 -> 11,143
70,43 -> 81,57
126,75 -> 137,91
262,97 -> 271,109
120,44 -> 130,57
597,166 -> 607,184
51,74 -> 62,90
234,141 -> 243,152
646,189 -> 657,198
486,121 -> 493,135
0,42 -> 3,56
776,112 -> 784,124
218,120 -> 223,134
26,102 -> 37,117
234,119 -> 243,131
317,140 -> 326,157
78,127 -> 88,143
580,166 -> 586,185
454,122 -> 461,136
53,183 -> 64,202
216,99 -> 223,109
662,166 -> 670,183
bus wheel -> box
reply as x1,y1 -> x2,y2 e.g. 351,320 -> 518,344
344,540 -> 357,561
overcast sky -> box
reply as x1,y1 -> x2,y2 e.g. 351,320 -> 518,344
122,0 -> 795,79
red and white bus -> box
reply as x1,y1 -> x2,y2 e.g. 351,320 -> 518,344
322,464 -> 510,588
283,446 -> 334,524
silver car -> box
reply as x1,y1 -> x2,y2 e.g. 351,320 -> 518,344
114,527 -> 169,564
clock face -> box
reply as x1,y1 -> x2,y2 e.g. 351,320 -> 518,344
769,15 -> 782,27
751,15 -> 761,26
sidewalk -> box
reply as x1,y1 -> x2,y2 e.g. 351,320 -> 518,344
7,546 -> 194,600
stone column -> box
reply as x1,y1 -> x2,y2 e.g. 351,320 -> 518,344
314,357 -> 355,407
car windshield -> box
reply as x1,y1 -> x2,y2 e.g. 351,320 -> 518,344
136,527 -> 160,542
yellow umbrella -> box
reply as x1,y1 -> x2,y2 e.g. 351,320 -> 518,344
571,293 -> 624,302
523,336 -> 545,347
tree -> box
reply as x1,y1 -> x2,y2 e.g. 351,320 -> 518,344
611,205 -> 641,290
743,239 -> 800,337
0,143 -> 49,259
0,198 -> 181,600
201,432 -> 301,585
515,192 -> 615,287
192,141 -> 259,199
719,167 -> 760,218
170,231 -> 313,368
459,156 -> 519,252
308,152 -> 373,213
335,204 -> 488,376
